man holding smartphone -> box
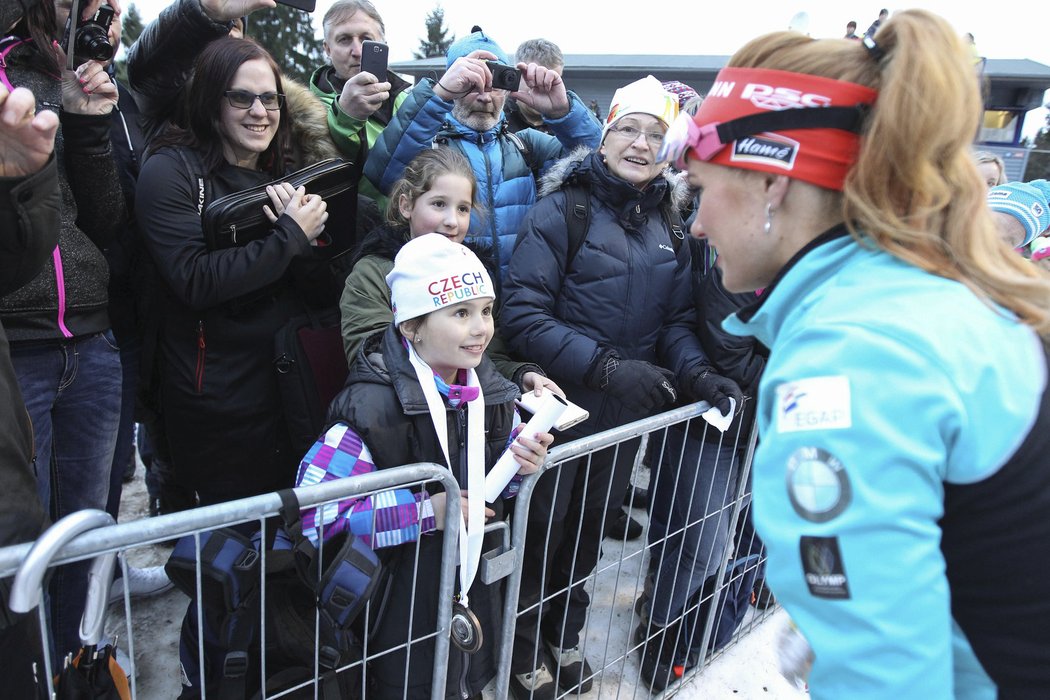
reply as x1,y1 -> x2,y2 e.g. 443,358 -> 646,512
309,0 -> 410,206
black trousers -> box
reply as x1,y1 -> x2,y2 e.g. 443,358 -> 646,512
511,438 -> 640,673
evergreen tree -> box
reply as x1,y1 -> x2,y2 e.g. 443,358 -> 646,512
120,3 -> 144,48
113,3 -> 145,85
247,6 -> 325,85
414,4 -> 454,59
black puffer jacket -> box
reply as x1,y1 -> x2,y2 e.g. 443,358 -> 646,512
327,326 -> 519,699
500,148 -> 707,437
0,38 -> 126,341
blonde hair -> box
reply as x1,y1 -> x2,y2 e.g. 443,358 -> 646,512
728,10 -> 1050,334
972,150 -> 1006,186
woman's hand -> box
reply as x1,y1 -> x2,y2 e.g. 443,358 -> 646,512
430,490 -> 495,531
263,182 -> 296,222
0,86 -> 58,178
521,371 -> 564,398
511,431 -> 554,476
60,60 -> 118,115
281,185 -> 328,243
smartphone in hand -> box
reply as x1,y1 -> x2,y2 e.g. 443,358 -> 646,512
275,0 -> 317,11
360,40 -> 389,78
516,389 -> 590,432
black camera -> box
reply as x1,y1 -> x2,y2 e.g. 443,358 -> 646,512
485,61 -> 521,92
61,1 -> 116,69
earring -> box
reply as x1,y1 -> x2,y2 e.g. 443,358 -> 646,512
764,204 -> 774,235
414,335 -> 422,343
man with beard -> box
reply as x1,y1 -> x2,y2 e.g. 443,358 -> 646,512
364,27 -> 601,276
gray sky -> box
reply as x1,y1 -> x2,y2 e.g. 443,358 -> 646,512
126,0 -> 1050,138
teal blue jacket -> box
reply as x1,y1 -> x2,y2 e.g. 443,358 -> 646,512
725,227 -> 1050,699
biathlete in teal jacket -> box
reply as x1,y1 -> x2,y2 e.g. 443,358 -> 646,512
657,10 -> 1050,700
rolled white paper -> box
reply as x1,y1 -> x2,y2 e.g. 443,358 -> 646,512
484,392 -> 567,502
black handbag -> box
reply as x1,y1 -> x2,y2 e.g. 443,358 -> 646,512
203,158 -> 358,251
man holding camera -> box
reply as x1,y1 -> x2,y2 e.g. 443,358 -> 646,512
364,27 -> 602,274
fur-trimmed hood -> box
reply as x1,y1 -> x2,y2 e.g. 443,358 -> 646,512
537,145 -> 692,213
284,77 -> 341,168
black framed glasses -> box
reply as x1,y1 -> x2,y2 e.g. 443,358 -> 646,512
609,124 -> 666,149
223,90 -> 285,111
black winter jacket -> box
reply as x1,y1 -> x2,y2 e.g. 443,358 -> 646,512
500,149 -> 708,437
0,38 -> 126,342
0,159 -> 59,553
688,237 -> 767,441
327,326 -> 519,699
135,146 -> 317,497
125,0 -> 231,141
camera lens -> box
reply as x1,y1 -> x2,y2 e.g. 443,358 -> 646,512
75,25 -> 115,62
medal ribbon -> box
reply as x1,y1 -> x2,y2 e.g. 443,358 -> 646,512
406,342 -> 486,608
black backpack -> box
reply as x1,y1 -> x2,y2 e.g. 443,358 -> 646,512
165,490 -> 383,699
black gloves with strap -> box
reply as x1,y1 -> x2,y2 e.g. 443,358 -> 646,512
588,351 -> 678,414
688,365 -> 743,416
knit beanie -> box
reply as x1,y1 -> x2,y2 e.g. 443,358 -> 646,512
387,233 -> 495,325
602,76 -> 680,144
445,25 -> 509,69
987,180 -> 1050,247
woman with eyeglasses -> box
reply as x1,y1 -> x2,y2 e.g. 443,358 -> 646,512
657,10 -> 1050,698
135,37 -> 329,506
499,76 -> 729,697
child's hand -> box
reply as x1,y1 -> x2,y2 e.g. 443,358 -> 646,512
512,431 -> 554,476
430,490 -> 495,531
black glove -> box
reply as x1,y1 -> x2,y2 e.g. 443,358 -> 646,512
688,366 -> 743,416
596,355 -> 678,413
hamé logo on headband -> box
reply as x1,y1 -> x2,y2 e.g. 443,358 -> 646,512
732,133 -> 799,170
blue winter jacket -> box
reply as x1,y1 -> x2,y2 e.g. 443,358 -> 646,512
724,226 -> 1050,699
500,150 -> 708,437
363,79 -> 602,274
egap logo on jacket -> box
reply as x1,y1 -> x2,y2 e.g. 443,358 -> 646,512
732,133 -> 799,170
776,375 -> 851,433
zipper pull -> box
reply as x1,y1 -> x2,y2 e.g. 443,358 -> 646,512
230,223 -> 237,244
197,320 -> 206,350
635,204 -> 641,214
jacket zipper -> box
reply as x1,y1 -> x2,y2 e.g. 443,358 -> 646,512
195,320 -> 206,394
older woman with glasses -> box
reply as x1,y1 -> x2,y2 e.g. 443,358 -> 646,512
135,37 -> 329,506
499,76 -> 729,698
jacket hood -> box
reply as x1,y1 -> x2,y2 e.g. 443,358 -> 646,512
284,77 -> 341,168
538,146 -> 692,212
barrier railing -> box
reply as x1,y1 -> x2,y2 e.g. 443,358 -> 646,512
1,402 -> 774,699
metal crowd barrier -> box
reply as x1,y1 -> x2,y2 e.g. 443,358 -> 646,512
0,402 -> 774,699
0,464 -> 463,699
496,400 -> 771,698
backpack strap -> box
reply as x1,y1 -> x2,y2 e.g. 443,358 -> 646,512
659,199 -> 687,255
563,182 -> 591,268
174,147 -> 210,216
0,37 -> 32,92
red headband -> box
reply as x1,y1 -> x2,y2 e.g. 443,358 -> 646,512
677,67 -> 877,191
